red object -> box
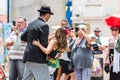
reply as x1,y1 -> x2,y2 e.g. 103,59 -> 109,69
65,28 -> 70,35
105,16 -> 120,27
0,66 -> 6,80
63,27 -> 70,35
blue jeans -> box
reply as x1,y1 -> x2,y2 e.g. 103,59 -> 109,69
74,68 -> 91,80
9,59 -> 25,80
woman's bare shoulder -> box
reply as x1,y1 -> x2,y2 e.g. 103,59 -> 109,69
49,38 -> 57,45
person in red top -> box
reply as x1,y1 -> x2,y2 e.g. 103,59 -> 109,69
61,19 -> 70,35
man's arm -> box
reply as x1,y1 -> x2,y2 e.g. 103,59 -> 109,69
40,24 -> 49,47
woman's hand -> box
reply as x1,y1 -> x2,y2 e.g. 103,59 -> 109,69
78,27 -> 85,35
104,58 -> 109,66
57,53 -> 62,58
99,45 -> 106,50
32,40 -> 40,47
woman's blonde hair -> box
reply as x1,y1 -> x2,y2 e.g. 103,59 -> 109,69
55,28 -> 67,51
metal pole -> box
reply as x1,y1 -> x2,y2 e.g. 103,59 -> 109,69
8,0 -> 12,23
7,0 -> 9,22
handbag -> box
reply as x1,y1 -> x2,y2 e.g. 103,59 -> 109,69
104,63 -> 110,73
91,57 -> 103,77
68,58 -> 74,71
91,43 -> 102,54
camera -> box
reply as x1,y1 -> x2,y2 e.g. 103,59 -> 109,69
75,27 -> 79,32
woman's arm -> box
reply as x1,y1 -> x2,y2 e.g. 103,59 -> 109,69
104,46 -> 109,64
79,28 -> 91,45
104,39 -> 110,64
48,33 -> 55,43
32,39 -> 56,55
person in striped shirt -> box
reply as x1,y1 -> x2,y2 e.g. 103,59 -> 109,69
6,17 -> 27,80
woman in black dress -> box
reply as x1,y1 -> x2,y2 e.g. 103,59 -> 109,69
105,26 -> 120,80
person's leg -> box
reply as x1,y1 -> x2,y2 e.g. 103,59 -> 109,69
82,68 -> 91,80
22,63 -> 33,80
56,67 -> 62,80
16,60 -> 25,80
61,73 -> 75,80
53,68 -> 58,80
60,68 -> 75,80
60,73 -> 67,80
9,59 -> 17,80
31,63 -> 50,80
68,72 -> 75,80
74,69 -> 82,80
48,66 -> 56,80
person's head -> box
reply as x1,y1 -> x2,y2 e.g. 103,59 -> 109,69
38,5 -> 53,22
90,33 -> 96,42
110,26 -> 120,36
61,19 -> 68,28
55,28 -> 67,51
16,17 -> 27,32
77,24 -> 87,37
94,28 -> 101,37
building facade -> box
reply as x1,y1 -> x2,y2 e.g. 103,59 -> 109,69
11,0 -> 66,32
72,0 -> 120,36
11,0 -> 120,36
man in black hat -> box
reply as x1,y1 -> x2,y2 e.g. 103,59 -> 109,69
21,5 -> 53,80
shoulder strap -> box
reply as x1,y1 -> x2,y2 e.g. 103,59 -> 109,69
69,39 -> 76,50
78,37 -> 85,47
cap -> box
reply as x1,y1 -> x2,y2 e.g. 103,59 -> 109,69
94,28 -> 101,32
78,24 -> 87,30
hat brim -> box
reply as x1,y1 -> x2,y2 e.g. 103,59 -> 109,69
38,10 -> 54,15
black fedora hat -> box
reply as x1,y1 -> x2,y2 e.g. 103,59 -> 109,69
38,6 -> 54,15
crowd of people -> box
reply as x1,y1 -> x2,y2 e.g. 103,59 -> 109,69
2,5 -> 120,80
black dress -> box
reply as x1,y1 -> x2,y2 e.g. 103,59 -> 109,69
109,49 -> 120,80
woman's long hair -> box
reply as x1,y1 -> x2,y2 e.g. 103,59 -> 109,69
55,28 -> 67,51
